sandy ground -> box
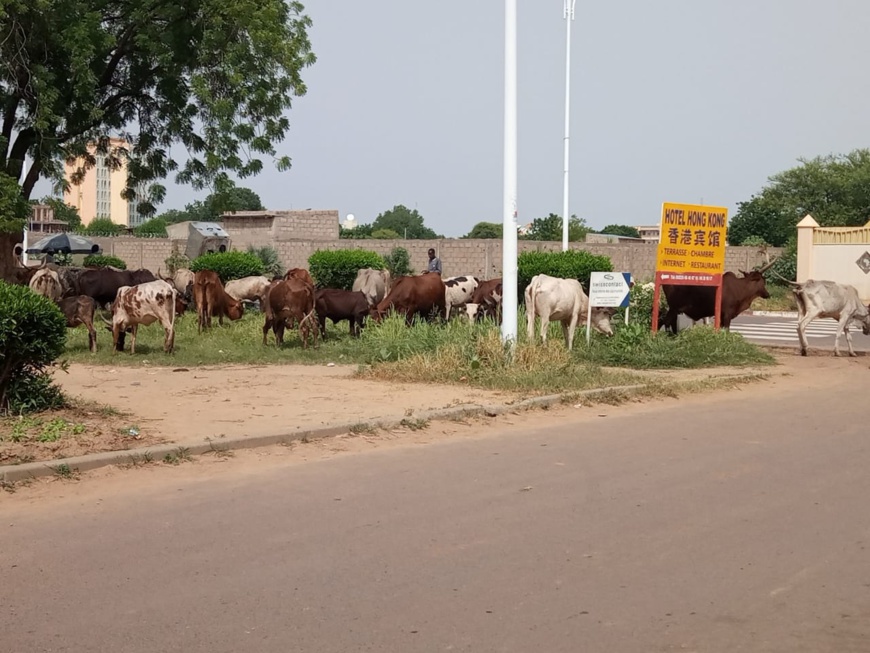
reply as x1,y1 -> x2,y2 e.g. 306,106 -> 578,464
5,352 -> 862,503
55,363 -> 517,445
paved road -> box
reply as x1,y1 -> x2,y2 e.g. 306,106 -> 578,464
3,364 -> 870,652
732,314 -> 870,352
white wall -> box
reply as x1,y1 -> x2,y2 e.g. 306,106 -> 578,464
812,244 -> 870,301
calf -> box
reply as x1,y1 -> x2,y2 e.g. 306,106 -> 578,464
262,278 -> 318,349
107,280 -> 178,354
465,278 -> 503,322
525,274 -> 615,350
315,288 -> 369,338
444,276 -> 479,319
29,268 -> 63,302
193,270 -> 244,332
58,295 -> 98,353
790,279 -> 870,357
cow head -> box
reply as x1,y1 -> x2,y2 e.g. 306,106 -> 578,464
465,303 -> 480,321
860,305 -> 870,336
226,297 -> 245,321
589,307 -> 616,337
175,295 -> 189,316
737,270 -> 771,300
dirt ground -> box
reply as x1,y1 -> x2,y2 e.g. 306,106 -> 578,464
3,353 -> 866,505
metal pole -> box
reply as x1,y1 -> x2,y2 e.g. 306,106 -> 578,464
502,0 -> 518,346
561,0 -> 576,252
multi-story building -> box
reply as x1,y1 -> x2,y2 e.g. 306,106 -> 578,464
637,225 -> 661,243
28,204 -> 69,234
63,136 -> 151,228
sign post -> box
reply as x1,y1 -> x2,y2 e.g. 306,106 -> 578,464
651,202 -> 728,333
587,271 -> 631,344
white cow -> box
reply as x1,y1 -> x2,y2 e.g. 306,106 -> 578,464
444,275 -> 479,319
525,274 -> 615,350
158,268 -> 195,301
29,267 -> 63,302
225,275 -> 271,305
352,268 -> 392,307
791,279 -> 870,357
107,280 -> 178,354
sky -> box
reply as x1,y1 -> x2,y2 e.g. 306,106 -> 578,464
34,0 -> 870,237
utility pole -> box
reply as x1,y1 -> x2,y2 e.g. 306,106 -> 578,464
502,0 -> 518,345
561,0 -> 576,251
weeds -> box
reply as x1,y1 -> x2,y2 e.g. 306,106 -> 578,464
399,417 -> 429,431
126,451 -> 154,467
163,447 -> 192,465
50,463 -> 77,479
349,422 -> 377,435
206,440 -> 235,458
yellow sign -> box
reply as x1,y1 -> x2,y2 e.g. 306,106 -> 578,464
655,202 -> 728,276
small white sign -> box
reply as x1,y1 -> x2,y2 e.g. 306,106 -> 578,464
588,272 -> 631,308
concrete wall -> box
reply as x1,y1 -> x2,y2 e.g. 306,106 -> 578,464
87,235 -> 780,283
812,245 -> 870,301
222,210 -> 340,245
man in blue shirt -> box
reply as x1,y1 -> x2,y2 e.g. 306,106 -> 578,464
425,248 -> 442,275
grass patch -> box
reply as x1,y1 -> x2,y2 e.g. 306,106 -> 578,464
751,284 -> 797,312
4,416 -> 87,443
50,463 -> 78,479
349,422 -> 377,435
399,417 -> 429,431
163,446 -> 192,465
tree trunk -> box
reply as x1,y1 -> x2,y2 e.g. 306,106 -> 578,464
0,230 -> 24,283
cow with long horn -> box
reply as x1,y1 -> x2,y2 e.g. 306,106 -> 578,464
659,258 -> 778,333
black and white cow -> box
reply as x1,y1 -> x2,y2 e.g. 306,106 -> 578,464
444,275 -> 479,319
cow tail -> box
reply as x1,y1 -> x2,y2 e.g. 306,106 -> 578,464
525,280 -> 536,339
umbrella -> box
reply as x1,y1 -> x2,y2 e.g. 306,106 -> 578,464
26,233 -> 101,255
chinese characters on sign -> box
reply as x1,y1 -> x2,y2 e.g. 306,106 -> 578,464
655,202 -> 728,281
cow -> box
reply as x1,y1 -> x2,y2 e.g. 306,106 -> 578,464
285,268 -> 315,288
370,273 -> 446,324
158,268 -> 195,304
104,280 -> 178,354
315,288 -> 369,338
465,278 -> 503,322
262,278 -> 318,348
658,261 -> 776,333
55,266 -> 88,298
444,276 -> 479,319
193,270 -> 244,332
29,267 -> 63,302
58,296 -> 99,353
525,274 -> 615,350
352,268 -> 392,307
786,279 -> 870,357
225,275 -> 271,307
77,268 -> 157,308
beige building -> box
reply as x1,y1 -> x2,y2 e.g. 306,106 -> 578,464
28,204 -> 69,234
63,137 -> 150,228
637,225 -> 661,243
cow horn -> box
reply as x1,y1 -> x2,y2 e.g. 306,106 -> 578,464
157,267 -> 172,282
757,256 -> 779,273
100,315 -> 113,327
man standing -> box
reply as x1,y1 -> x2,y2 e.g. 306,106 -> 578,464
425,248 -> 442,275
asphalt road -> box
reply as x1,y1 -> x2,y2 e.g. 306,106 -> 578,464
732,314 -> 870,352
3,363 -> 870,652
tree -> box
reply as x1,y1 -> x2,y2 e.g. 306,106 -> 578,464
155,209 -> 191,225
371,228 -> 401,239
371,205 -> 441,239
31,197 -> 82,231
0,172 -> 29,281
599,224 -> 640,238
0,0 -> 314,212
522,213 -> 590,242
463,222 -> 502,239
155,184 -> 264,225
729,149 -> 870,246
339,224 -> 373,239
81,217 -> 123,236
134,217 -> 169,237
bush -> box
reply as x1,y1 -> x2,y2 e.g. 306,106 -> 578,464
383,247 -> 412,276
517,250 -> 613,300
764,238 -> 797,287
80,217 -> 123,236
83,254 -> 127,269
308,249 -> 385,290
0,282 -> 67,413
190,251 -> 266,283
247,245 -> 284,278
164,246 -> 191,275
134,217 -> 168,237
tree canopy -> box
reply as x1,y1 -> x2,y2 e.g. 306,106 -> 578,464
370,205 -> 441,239
521,213 -> 590,242
598,224 -> 640,239
728,149 -> 870,246
155,183 -> 264,224
0,0 -> 315,217
463,222 -> 502,239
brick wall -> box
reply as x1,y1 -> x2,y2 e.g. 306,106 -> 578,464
86,235 -> 781,282
222,210 -> 339,247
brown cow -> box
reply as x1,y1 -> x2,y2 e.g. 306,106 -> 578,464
262,278 -> 318,348
315,288 -> 369,338
193,270 -> 244,333
58,296 -> 98,353
371,273 -> 446,324
466,278 -> 503,322
285,268 -> 315,287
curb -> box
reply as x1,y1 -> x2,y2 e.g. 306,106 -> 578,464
742,310 -> 798,318
757,344 -> 870,357
1,384 -> 653,484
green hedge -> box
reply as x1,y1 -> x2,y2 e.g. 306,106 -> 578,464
190,251 -> 266,283
517,250 -> 613,300
83,254 -> 127,269
308,249 -> 385,290
0,282 -> 67,413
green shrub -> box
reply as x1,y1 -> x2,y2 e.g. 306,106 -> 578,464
83,254 -> 127,269
134,217 -> 168,237
383,247 -> 412,276
164,246 -> 191,275
79,217 -> 123,236
0,282 -> 67,413
764,238 -> 796,286
517,250 -> 613,300
308,249 -> 385,290
190,251 -> 266,283
247,245 -> 284,278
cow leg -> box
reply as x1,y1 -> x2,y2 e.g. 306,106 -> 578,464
87,323 -> 97,353
564,314 -> 578,351
160,316 -> 175,354
262,316 -> 272,346
796,311 -> 818,356
319,314 -> 327,339
129,325 -> 138,355
843,322 -> 856,357
539,311 -> 550,345
112,323 -> 123,354
275,320 -> 285,346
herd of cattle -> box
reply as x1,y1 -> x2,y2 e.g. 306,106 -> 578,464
12,254 -> 870,357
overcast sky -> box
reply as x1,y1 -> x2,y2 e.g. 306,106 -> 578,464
38,0 -> 870,236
